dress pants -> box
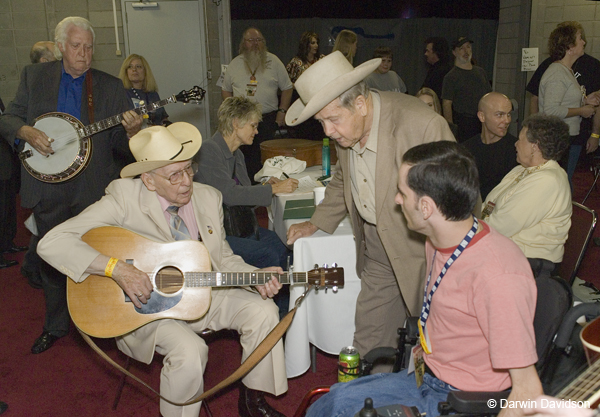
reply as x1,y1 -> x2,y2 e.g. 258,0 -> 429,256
116,287 -> 288,417
33,182 -> 101,337
353,222 -> 406,370
0,177 -> 17,252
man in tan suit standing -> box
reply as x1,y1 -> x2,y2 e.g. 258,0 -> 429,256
38,123 -> 288,417
286,52 -> 455,362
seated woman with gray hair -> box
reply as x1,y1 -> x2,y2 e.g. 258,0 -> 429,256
195,96 -> 298,318
482,114 -> 572,279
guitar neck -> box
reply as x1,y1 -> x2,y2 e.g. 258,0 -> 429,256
79,94 -> 177,137
556,358 -> 600,405
181,271 -> 309,288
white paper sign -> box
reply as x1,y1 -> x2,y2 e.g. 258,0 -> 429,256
522,48 -> 539,72
216,64 -> 228,88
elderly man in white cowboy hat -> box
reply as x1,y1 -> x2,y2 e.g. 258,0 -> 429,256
286,51 -> 456,367
37,122 -> 288,417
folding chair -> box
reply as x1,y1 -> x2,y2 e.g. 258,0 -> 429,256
557,202 -> 597,285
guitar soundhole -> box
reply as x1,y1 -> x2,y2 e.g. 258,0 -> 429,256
155,266 -> 184,295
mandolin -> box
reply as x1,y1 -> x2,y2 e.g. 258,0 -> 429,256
67,226 -> 344,338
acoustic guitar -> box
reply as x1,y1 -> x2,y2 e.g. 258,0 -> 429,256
556,317 -> 600,407
19,86 -> 206,183
67,227 -> 344,338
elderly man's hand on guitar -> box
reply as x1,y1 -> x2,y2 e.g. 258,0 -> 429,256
17,125 -> 54,156
255,267 -> 284,300
87,254 -> 153,309
121,109 -> 143,138
112,261 -> 154,308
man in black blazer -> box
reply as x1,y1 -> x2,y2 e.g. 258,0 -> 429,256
0,96 -> 25,268
0,17 -> 142,354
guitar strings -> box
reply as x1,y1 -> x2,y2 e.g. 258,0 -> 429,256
558,358 -> 600,402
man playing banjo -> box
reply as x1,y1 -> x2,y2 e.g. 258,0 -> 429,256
0,16 -> 142,354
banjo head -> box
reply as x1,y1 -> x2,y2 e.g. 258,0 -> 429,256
24,113 -> 91,183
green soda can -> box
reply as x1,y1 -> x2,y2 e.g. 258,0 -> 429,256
338,346 -> 360,383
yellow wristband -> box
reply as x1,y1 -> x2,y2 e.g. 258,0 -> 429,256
105,257 -> 119,278
591,133 -> 600,139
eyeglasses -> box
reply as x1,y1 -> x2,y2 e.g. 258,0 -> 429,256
245,38 -> 264,43
153,162 -> 198,185
128,65 -> 144,70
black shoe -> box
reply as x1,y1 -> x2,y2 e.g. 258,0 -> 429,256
3,244 -> 28,254
21,266 -> 43,289
0,255 -> 18,269
0,401 -> 7,415
31,331 -> 60,354
238,384 -> 286,417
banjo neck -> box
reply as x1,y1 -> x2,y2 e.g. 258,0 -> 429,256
78,95 -> 178,138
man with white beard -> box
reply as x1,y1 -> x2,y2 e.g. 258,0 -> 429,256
222,27 -> 293,180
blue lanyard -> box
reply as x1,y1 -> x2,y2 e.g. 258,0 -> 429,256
419,215 -> 479,328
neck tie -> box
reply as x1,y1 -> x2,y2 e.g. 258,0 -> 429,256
166,206 -> 192,241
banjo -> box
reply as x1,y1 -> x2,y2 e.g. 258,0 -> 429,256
19,86 -> 206,183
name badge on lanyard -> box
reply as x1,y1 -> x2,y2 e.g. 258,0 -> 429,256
246,74 -> 258,97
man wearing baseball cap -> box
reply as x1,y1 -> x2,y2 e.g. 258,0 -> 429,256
38,122 -> 288,417
286,51 -> 455,367
442,36 -> 492,142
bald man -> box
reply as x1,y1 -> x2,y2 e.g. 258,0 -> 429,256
462,92 -> 518,199
30,41 -> 56,64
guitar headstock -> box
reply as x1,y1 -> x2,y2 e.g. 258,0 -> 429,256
175,86 -> 206,104
306,266 -> 344,289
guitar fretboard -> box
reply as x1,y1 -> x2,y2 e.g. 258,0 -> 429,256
77,95 -> 177,138
557,358 -> 600,404
183,271 -> 310,288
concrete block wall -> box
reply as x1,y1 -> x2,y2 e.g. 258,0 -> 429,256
496,0 -> 532,131
0,0 -> 126,103
531,0 -> 600,59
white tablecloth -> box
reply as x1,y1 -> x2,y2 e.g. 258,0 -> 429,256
285,221 -> 361,377
267,165 -> 361,378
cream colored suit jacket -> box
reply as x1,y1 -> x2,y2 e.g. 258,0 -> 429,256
310,91 -> 456,316
38,178 -> 255,282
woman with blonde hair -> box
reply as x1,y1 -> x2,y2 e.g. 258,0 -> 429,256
416,87 -> 442,114
118,54 -> 170,127
332,29 -> 358,65
416,87 -> 458,137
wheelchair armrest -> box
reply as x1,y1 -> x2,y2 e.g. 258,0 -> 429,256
443,390 -> 509,414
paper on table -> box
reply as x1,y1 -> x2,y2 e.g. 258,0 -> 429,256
275,176 -> 322,196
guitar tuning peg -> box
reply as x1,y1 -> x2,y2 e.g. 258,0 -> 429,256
325,286 -> 328,294
314,264 -> 319,269
322,263 -> 329,268
332,286 -> 338,293
314,287 -> 319,294
331,263 -> 338,267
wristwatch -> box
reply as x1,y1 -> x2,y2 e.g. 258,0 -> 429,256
278,108 -> 287,113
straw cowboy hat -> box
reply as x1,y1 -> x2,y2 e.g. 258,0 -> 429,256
120,122 -> 202,178
285,51 -> 381,126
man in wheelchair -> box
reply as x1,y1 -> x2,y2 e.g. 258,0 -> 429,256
306,141 -> 543,417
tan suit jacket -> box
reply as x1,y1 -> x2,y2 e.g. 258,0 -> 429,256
310,91 -> 455,316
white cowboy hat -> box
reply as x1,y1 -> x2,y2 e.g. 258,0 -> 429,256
120,122 -> 202,178
285,51 -> 381,126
